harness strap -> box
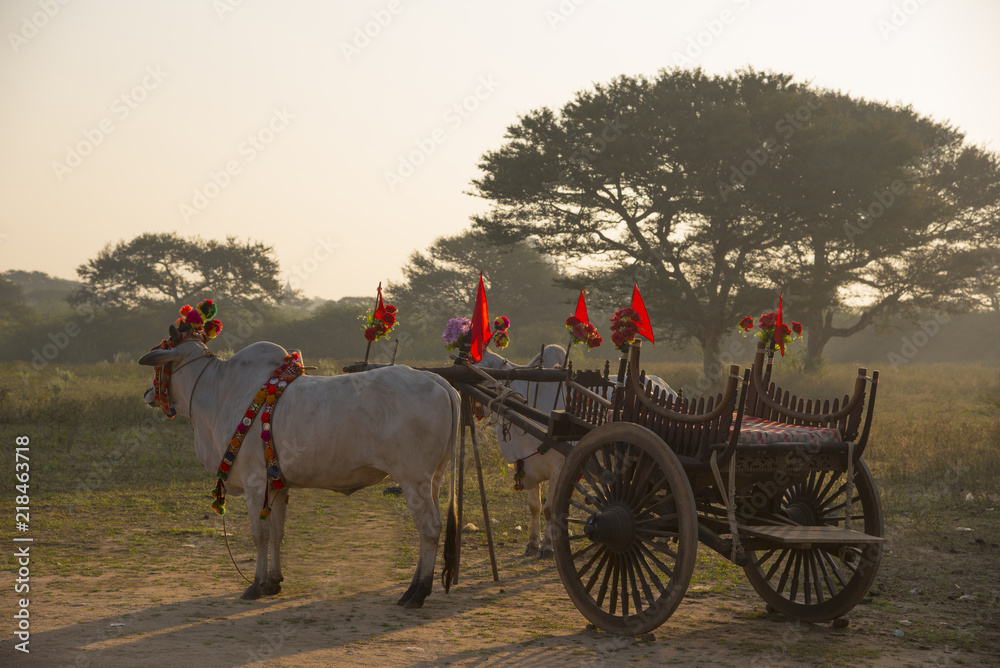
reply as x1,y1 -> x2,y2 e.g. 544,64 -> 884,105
710,450 -> 744,562
511,443 -> 551,491
843,441 -> 856,532
213,352 -> 305,519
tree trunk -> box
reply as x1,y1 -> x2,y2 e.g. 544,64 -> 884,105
804,311 -> 832,374
698,328 -> 725,392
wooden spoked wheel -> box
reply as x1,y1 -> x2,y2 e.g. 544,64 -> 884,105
552,423 -> 698,635
742,459 -> 884,622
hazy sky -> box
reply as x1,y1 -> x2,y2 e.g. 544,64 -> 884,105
2,0 -> 998,301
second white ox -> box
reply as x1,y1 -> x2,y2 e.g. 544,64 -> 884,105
478,344 -> 678,558
139,334 -> 460,608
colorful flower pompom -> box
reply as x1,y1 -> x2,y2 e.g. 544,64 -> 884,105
185,309 -> 205,327
204,319 -> 223,338
489,315 -> 511,349
739,315 -> 754,332
197,299 -> 217,320
169,300 -> 224,343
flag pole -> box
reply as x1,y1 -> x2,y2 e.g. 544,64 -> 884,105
363,282 -> 381,365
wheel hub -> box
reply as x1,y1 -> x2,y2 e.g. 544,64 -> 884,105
583,502 -> 634,552
784,499 -> 820,525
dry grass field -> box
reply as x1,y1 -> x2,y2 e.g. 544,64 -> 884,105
0,356 -> 998,666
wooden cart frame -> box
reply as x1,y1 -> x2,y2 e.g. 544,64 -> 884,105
351,340 -> 883,635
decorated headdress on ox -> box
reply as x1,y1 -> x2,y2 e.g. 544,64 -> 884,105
172,299 -> 224,343
146,299 -> 224,417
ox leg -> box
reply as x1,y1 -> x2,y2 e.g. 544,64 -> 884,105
396,472 -> 443,608
524,484 -> 542,557
262,488 -> 288,596
241,488 -> 269,600
539,485 -> 555,559
538,461 -> 562,560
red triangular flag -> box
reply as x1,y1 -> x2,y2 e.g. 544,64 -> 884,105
573,289 -> 590,327
469,273 -> 490,363
373,284 -> 387,320
631,284 -> 654,346
775,290 -> 785,357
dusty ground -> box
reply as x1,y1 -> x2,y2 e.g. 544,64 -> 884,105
3,484 -> 998,668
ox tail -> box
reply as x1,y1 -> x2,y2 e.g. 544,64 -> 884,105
440,383 -> 460,593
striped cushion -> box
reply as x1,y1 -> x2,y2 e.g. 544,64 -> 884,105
738,416 -> 842,446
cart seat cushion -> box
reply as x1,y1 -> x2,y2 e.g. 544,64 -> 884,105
738,416 -> 842,446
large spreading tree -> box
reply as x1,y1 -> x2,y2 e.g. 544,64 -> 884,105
70,233 -> 285,311
471,68 -> 1000,375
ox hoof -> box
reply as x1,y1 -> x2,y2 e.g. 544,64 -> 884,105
262,580 -> 282,596
523,544 -> 539,557
538,547 -> 554,560
241,583 -> 262,600
397,582 -> 430,608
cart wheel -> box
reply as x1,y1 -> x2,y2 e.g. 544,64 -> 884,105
743,458 -> 884,622
552,422 -> 698,635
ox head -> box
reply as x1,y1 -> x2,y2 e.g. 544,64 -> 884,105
137,326 -> 214,413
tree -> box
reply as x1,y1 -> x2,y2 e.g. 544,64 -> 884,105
759,98 -> 1000,370
471,68 -> 1000,375
70,233 -> 285,311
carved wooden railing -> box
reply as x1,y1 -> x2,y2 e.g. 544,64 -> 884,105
615,342 -> 749,468
743,341 -> 880,456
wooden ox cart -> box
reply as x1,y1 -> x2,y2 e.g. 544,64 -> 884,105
353,339 -> 883,635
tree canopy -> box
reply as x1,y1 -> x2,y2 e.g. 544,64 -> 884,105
70,233 -> 285,312
471,67 -> 1000,374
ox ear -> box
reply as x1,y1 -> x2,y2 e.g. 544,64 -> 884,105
169,324 -> 181,343
138,348 -> 180,367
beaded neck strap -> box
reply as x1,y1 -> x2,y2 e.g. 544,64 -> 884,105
211,352 -> 305,519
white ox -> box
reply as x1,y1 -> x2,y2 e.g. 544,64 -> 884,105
139,334 -> 460,608
478,344 -> 677,558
